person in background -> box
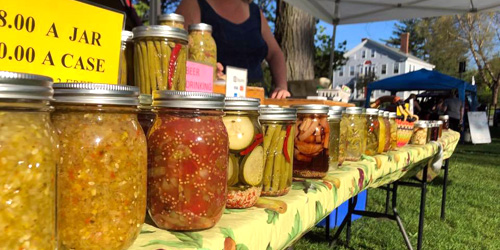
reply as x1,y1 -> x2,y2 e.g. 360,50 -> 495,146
443,91 -> 464,131
405,94 -> 422,114
176,0 -> 291,99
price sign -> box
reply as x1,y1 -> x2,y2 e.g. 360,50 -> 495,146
0,0 -> 124,83
225,66 -> 247,97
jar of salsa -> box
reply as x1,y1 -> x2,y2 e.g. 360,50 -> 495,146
188,23 -> 217,79
292,105 -> 330,178
383,111 -> 391,152
389,112 -> 398,150
259,106 -> 297,196
119,30 -> 134,85
159,13 -> 185,29
344,107 -> 366,161
223,98 -> 263,208
439,115 -> 449,130
364,108 -> 379,156
328,108 -> 342,169
138,94 -> 155,135
0,72 -> 58,250
52,84 -> 147,250
148,91 -> 228,230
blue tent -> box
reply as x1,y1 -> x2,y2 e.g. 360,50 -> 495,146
365,69 -> 477,108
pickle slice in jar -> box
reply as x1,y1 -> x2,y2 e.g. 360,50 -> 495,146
223,116 -> 255,151
240,146 -> 264,186
227,154 -> 239,186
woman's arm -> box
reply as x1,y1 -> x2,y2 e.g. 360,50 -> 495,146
260,11 -> 290,99
175,0 -> 201,29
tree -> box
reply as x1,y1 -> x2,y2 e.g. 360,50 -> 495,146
274,0 -> 315,81
384,19 -> 427,59
314,25 -> 347,79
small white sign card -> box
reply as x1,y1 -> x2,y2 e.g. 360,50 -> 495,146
467,111 -> 491,144
225,66 -> 247,97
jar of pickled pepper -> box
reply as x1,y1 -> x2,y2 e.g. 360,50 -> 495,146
188,23 -> 217,79
52,84 -> 147,250
119,30 -> 134,85
259,106 -> 297,196
133,25 -> 188,94
377,110 -> 387,153
328,107 -> 342,169
138,94 -> 155,135
148,91 -> 228,230
159,13 -> 185,29
383,111 -> 391,152
439,115 -> 449,130
223,97 -> 263,208
364,108 -> 379,156
343,107 -> 366,162
0,71 -> 58,250
389,112 -> 398,150
292,105 -> 330,178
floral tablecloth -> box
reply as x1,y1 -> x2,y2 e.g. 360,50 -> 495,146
130,130 -> 460,250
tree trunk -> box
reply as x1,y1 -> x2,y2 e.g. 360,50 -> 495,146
274,0 -> 315,81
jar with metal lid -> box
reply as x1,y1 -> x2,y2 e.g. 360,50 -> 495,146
343,107 -> 366,161
383,111 -> 391,151
292,105 -> 330,178
389,112 -> 398,150
133,25 -> 188,94
188,23 -> 217,79
148,91 -> 228,230
328,109 -> 342,168
429,121 -> 440,141
439,115 -> 449,130
377,110 -> 387,153
336,106 -> 348,166
138,94 -> 155,135
0,72 -> 58,250
159,13 -> 185,29
436,120 -> 443,138
364,108 -> 379,156
411,121 -> 431,145
52,84 -> 147,250
259,106 -> 297,196
119,30 -> 134,85
223,98 -> 263,208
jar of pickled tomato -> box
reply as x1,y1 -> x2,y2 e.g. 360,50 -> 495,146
148,91 -> 228,230
52,84 -> 147,250
364,108 -> 379,156
389,112 -> 398,150
0,71 -> 58,250
343,107 -> 366,161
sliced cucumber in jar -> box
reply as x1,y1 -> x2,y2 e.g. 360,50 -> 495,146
227,154 -> 239,186
240,146 -> 264,186
223,116 -> 255,151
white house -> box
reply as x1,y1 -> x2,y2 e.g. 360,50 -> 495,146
332,33 -> 435,101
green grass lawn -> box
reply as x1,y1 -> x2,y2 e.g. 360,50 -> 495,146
295,128 -> 500,250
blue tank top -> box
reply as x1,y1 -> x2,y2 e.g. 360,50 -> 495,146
198,0 -> 268,83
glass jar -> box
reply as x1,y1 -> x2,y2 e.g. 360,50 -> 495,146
119,30 -> 134,85
377,110 -> 387,153
138,94 -> 155,135
383,111 -> 391,152
411,121 -> 431,145
337,107 -> 348,166
223,98 -> 263,208
364,108 -> 379,156
148,91 -> 228,230
0,72 -> 58,250
259,106 -> 297,196
292,105 -> 330,178
133,25 -> 188,94
436,120 -> 443,138
188,23 -> 217,79
159,13 -> 185,29
52,84 -> 147,250
389,112 -> 398,150
343,107 -> 366,162
328,109 -> 342,168
430,122 -> 440,141
439,115 -> 449,130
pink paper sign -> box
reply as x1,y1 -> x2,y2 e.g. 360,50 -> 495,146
185,61 -> 214,92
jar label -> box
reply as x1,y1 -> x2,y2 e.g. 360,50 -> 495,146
185,60 -> 214,92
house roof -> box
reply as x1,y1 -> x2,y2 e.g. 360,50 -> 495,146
344,39 -> 435,68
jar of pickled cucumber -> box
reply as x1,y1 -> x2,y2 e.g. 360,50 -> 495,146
328,110 -> 342,169
343,107 -> 366,162
119,30 -> 134,85
377,110 -> 386,153
52,84 -> 147,249
439,115 -> 449,130
133,25 -> 188,94
188,23 -> 217,79
159,13 -> 185,29
411,121 -> 430,145
223,97 -> 264,208
383,111 -> 391,152
138,94 -> 155,135
364,108 -> 379,156
292,105 -> 330,178
389,112 -> 398,150
0,72 -> 58,250
259,106 -> 297,197
148,91 -> 228,230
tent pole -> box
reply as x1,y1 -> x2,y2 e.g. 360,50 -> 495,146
150,0 -> 159,25
328,0 -> 340,88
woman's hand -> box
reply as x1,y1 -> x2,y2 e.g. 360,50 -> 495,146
216,62 -> 226,80
271,87 -> 291,99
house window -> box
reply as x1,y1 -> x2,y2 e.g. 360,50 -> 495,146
339,67 -> 344,77
371,50 -> 376,58
362,50 -> 366,59
381,64 -> 387,74
394,63 -> 399,74
350,66 -> 355,76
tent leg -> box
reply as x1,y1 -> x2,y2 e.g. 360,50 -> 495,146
328,0 -> 340,88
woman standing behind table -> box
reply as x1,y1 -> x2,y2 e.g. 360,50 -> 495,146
176,0 -> 291,99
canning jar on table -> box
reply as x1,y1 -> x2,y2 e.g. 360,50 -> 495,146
364,108 -> 379,156
148,91 -> 228,230
119,30 -> 134,85
159,13 -> 185,29
439,115 -> 450,130
0,72 -> 58,250
383,111 -> 391,152
259,106 -> 297,196
377,111 -> 387,153
223,98 -> 264,208
292,105 -> 330,178
188,23 -> 217,79
411,121 -> 431,145
389,112 -> 398,150
138,94 -> 155,135
52,84 -> 147,250
343,107 -> 366,162
328,108 -> 342,168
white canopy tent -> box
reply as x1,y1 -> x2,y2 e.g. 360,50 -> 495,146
283,0 -> 500,82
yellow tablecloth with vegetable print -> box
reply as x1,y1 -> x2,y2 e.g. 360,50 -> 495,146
130,130 -> 460,250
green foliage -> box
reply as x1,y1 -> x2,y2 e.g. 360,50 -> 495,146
314,25 -> 347,78
384,19 -> 427,59
356,70 -> 377,91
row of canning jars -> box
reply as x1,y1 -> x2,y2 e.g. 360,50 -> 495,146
120,13 -> 217,93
